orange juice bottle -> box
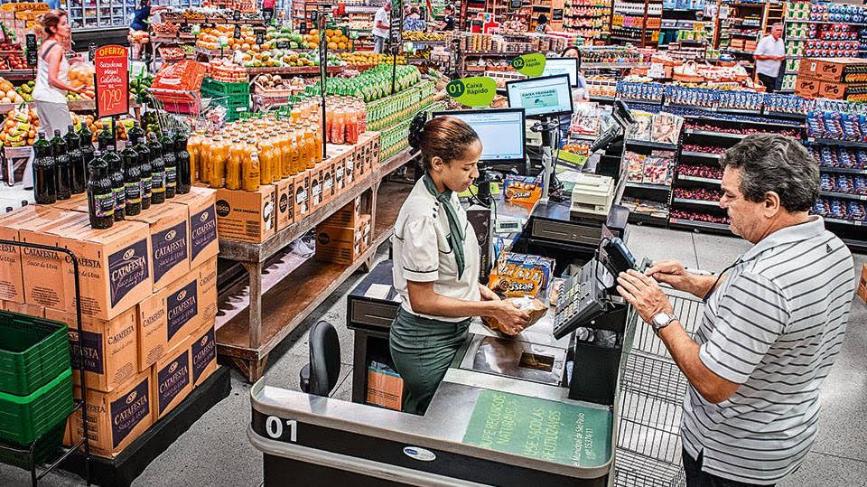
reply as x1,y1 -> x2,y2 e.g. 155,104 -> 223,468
210,137 -> 226,188
303,128 -> 316,170
269,135 -> 281,183
288,131 -> 300,175
187,130 -> 202,183
259,138 -> 273,185
242,150 -> 260,191
313,126 -> 323,162
225,139 -> 243,190
278,132 -> 290,178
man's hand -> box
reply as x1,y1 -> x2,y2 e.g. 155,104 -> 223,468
616,270 -> 674,323
645,260 -> 691,291
479,284 -> 500,302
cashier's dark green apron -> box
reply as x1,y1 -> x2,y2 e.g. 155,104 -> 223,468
390,307 -> 471,415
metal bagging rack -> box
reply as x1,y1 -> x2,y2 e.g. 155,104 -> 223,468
614,288 -> 705,487
0,239 -> 91,487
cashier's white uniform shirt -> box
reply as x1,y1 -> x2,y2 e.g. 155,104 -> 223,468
392,178 -> 481,322
754,35 -> 785,77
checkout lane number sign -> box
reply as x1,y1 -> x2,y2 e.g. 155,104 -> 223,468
265,416 -> 298,443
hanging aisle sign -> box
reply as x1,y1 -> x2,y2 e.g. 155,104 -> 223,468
511,53 -> 546,77
93,45 -> 130,119
446,77 -> 497,107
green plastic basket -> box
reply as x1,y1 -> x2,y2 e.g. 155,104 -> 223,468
0,368 -> 74,445
0,311 -> 71,396
201,78 -> 250,96
0,420 -> 65,469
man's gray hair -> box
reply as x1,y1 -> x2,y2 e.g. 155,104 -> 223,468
719,134 -> 819,213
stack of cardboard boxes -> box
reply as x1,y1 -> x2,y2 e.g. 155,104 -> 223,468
0,187 -> 220,458
214,132 -> 381,244
314,196 -> 372,265
796,58 -> 867,101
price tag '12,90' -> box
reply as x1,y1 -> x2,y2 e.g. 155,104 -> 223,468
446,77 -> 497,108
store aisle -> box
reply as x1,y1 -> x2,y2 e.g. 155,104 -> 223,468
1,226 -> 864,487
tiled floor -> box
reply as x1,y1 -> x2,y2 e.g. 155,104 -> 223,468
1,225 -> 864,487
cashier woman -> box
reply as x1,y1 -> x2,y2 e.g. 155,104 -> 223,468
390,116 -> 531,415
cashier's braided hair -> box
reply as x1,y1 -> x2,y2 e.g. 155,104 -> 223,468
408,113 -> 480,171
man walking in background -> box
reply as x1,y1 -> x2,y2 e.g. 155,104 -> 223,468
372,0 -> 392,54
754,23 -> 786,93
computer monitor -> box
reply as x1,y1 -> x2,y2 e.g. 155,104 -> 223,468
542,57 -> 579,87
432,108 -> 526,165
506,74 -> 574,118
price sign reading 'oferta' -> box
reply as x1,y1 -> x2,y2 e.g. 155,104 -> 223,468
511,53 -> 546,77
94,45 -> 129,118
446,77 -> 496,107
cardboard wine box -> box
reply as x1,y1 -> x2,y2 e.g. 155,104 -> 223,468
69,370 -> 153,458
293,170 -> 311,220
3,300 -> 46,318
52,193 -> 88,211
53,218 -> 154,321
46,306 -> 138,393
275,177 -> 295,230
137,269 -> 202,371
171,187 -> 219,269
129,203 -> 190,292
151,342 -> 192,421
188,321 -> 218,388
215,185 -> 276,244
0,206 -> 28,303
197,256 -> 218,325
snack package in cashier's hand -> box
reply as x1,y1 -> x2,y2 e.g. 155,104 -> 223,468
487,252 -> 555,298
503,174 -> 542,210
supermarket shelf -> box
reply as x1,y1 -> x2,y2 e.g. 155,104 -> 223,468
819,166 -> 867,175
785,19 -> 867,27
678,174 -> 722,185
589,95 -> 616,102
669,217 -> 732,233
627,212 -> 670,226
820,191 -> 867,202
825,217 -> 865,227
0,69 -> 35,81
625,139 -> 679,151
680,151 -> 722,160
763,110 -> 806,120
580,62 -> 650,69
683,130 -> 744,140
808,138 -> 867,149
344,5 -> 380,12
624,182 -> 671,191
681,113 -> 802,128
672,198 -> 721,208
460,52 -> 519,58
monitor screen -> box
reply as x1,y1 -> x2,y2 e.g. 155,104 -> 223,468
432,108 -> 526,164
542,58 -> 579,87
506,75 -> 574,118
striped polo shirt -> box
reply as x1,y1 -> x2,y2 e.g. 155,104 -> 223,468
682,216 -> 856,485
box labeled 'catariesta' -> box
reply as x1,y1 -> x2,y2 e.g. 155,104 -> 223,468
172,187 -> 218,268
137,267 -> 202,371
129,203 -> 190,292
189,321 -> 217,388
151,342 -> 191,421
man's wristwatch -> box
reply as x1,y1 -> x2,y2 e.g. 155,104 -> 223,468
649,312 -> 677,335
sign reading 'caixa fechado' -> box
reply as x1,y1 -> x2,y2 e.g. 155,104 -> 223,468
167,280 -> 198,340
108,239 -> 149,306
110,378 -> 151,448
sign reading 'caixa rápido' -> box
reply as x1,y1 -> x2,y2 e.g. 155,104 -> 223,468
167,280 -> 198,341
108,239 -> 149,307
110,378 -> 150,448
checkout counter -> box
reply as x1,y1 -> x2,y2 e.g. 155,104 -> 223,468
249,189 -> 636,486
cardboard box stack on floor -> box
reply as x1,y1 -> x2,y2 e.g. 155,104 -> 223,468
0,188 -> 220,459
796,58 -> 867,101
213,132 -> 382,244
314,196 -> 372,265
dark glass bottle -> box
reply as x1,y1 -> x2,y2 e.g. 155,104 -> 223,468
132,128 -> 152,210
78,123 -> 94,181
160,130 -> 177,199
65,125 -> 85,195
148,132 -> 166,205
87,150 -> 114,229
52,129 -> 71,200
174,132 -> 191,194
98,125 -> 115,153
100,138 -> 125,221
122,141 -> 141,216
127,122 -> 145,149
32,132 -> 56,204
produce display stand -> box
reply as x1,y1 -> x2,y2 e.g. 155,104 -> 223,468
0,240 -> 91,487
0,69 -> 35,82
216,148 -> 419,382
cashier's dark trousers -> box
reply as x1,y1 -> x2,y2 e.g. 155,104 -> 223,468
389,307 -> 471,415
683,450 -> 775,487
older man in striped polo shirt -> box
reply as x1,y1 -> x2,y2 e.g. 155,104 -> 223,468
617,134 -> 856,487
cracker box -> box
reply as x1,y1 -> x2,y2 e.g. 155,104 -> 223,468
171,187 -> 218,269
795,76 -> 821,98
293,170 -> 311,220
46,306 -> 138,393
275,177 -> 295,230
215,185 -> 276,244
129,203 -> 190,292
189,321 -> 218,388
69,371 -> 153,458
488,252 -> 555,298
137,270 -> 202,371
151,342 -> 192,421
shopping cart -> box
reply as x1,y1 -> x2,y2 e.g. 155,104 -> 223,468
147,87 -> 230,134
614,288 -> 705,487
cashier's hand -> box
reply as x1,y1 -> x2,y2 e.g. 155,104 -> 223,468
490,300 -> 530,336
616,270 -> 673,323
479,284 -> 501,302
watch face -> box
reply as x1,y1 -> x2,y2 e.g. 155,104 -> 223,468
653,313 -> 671,327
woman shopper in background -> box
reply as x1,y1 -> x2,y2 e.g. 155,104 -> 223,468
389,116 -> 531,415
33,10 -> 81,138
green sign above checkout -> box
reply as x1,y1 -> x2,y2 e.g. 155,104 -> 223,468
446,77 -> 497,108
511,53 -> 547,78
462,390 -> 612,468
